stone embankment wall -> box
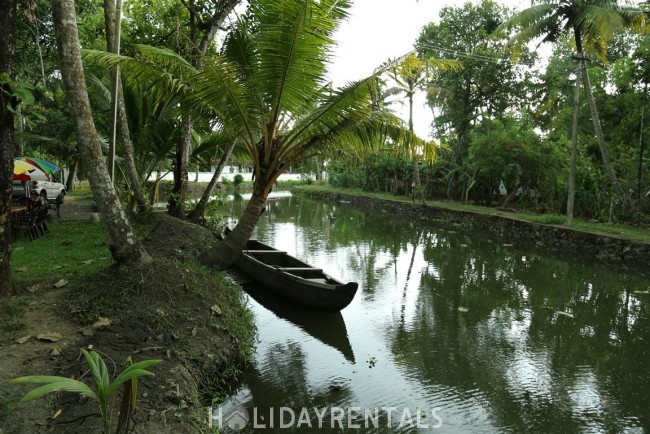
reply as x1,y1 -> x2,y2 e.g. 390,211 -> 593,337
296,189 -> 650,269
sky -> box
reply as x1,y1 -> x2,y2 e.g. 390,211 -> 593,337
328,0 -> 529,139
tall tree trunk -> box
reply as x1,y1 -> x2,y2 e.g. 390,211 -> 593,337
0,0 -> 16,296
168,116 -> 191,218
15,104 -> 23,155
581,63 -> 632,210
314,157 -> 321,181
408,91 -> 425,204
567,65 -> 581,225
65,157 -> 79,191
188,141 -> 236,222
199,180 -> 269,269
51,0 -> 150,265
104,0 -> 148,212
637,86 -> 646,213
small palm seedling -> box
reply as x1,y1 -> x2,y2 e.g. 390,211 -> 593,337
11,349 -> 161,433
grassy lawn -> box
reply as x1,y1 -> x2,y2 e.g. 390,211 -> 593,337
64,180 -> 95,201
11,182 -> 111,284
11,220 -> 112,285
296,185 -> 650,244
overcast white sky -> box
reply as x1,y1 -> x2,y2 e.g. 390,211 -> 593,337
328,0 -> 530,139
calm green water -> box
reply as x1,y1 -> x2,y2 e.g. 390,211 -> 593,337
217,194 -> 649,433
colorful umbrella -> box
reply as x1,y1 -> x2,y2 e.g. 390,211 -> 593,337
17,157 -> 59,174
13,160 -> 35,175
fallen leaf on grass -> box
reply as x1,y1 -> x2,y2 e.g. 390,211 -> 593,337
50,409 -> 62,420
80,317 -> 112,336
556,311 -> 574,319
458,307 -> 469,313
210,304 -> 222,315
93,317 -> 111,329
26,284 -> 41,293
634,290 -> 649,295
15,335 -> 31,344
37,332 -> 63,342
502,244 -> 514,247
17,267 -> 28,273
81,259 -> 95,265
53,279 -> 68,288
51,346 -> 62,356
14,246 -> 23,251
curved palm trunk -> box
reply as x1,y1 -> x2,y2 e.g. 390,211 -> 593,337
115,85 -> 149,211
580,61 -> 631,210
51,0 -> 150,265
188,141 -> 236,222
199,181 -> 269,270
0,0 -> 16,296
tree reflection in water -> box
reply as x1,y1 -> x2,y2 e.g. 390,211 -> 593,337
218,195 -> 649,433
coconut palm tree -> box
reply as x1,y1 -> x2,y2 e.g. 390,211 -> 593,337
388,53 -> 461,203
193,0 -> 424,268
502,0 -> 649,217
86,0 -> 422,269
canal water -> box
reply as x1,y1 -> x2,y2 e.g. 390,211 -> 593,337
217,194 -> 649,433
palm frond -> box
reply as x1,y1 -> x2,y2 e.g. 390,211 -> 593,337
82,46 -> 196,105
252,0 -> 350,125
191,56 -> 259,149
11,377 -> 97,403
579,4 -> 625,61
191,130 -> 236,162
281,76 -> 376,159
498,3 -> 560,60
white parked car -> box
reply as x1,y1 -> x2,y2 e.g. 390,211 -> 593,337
12,168 -> 66,202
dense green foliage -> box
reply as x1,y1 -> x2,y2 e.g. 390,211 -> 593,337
329,0 -> 649,221
6,0 -> 650,223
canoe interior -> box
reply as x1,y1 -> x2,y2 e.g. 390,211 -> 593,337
244,240 -> 340,285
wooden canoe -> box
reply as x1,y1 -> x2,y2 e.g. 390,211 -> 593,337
235,240 -> 358,312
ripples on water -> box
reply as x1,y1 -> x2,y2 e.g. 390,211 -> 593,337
216,194 -> 649,433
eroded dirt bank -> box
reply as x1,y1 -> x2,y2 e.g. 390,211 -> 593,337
0,213 -> 255,433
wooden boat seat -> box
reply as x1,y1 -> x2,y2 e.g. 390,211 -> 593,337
277,267 -> 322,272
